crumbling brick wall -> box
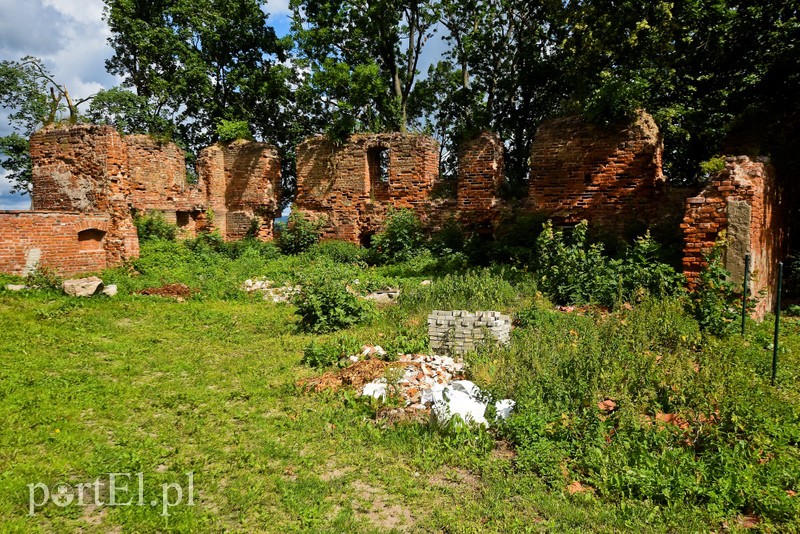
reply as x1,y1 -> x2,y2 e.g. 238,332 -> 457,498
457,131 -> 504,226
199,140 -> 282,240
29,124 -> 139,267
682,156 -> 785,317
0,212 -> 112,276
528,111 -> 671,234
295,133 -> 439,243
11,124 -> 283,277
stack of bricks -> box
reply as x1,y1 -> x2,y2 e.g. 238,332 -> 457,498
528,110 -> 670,233
427,310 -> 512,356
294,133 -> 440,243
457,131 -> 504,226
681,156 -> 785,318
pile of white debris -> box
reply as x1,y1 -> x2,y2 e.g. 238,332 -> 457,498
360,349 -> 515,426
243,278 -> 300,302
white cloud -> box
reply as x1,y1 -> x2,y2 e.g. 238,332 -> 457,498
0,0 -> 115,208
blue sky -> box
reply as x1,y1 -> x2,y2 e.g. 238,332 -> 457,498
0,0 -> 445,210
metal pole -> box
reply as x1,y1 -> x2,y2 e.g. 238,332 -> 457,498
741,253 -> 751,336
771,262 -> 783,386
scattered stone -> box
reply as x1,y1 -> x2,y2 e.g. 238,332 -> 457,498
361,345 -> 387,359
362,380 -> 388,400
5,284 -> 26,291
101,284 -> 118,297
242,278 -> 300,302
364,290 -> 400,304
420,279 -> 432,286
63,276 -> 104,297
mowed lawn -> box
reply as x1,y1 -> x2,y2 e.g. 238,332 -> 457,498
0,291 -> 795,532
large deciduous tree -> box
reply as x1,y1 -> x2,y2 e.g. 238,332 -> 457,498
291,0 -> 439,136
104,0 -> 294,150
0,57 -> 93,195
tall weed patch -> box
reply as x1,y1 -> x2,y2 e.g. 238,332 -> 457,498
488,299 -> 800,522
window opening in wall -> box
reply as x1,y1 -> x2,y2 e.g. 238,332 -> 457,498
367,146 -> 390,185
78,229 -> 105,251
176,211 -> 191,228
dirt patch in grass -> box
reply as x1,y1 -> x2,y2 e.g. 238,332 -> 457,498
350,480 -> 415,531
137,283 -> 195,299
298,359 -> 406,393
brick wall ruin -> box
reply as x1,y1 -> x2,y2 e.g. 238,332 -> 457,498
0,212 -> 112,276
528,111 -> 677,235
682,156 -> 785,317
457,131 -> 504,226
295,133 -> 440,243
198,140 -> 282,240
0,124 -> 280,277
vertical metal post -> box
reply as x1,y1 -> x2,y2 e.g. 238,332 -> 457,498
771,262 -> 783,386
741,253 -> 751,336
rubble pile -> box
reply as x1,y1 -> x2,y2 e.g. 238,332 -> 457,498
243,278 -> 301,303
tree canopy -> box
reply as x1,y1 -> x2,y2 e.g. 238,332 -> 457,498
0,0 -> 796,200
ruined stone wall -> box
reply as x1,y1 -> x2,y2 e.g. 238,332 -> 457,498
125,135 -> 206,211
197,141 -> 282,240
528,111 -> 670,235
295,133 -> 439,243
0,212 -> 112,276
29,124 -> 139,267
457,131 -> 504,226
682,156 -> 785,317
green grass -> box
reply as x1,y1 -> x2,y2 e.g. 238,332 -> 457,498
1,240 -> 799,532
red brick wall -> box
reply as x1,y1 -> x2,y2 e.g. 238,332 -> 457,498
682,156 -> 785,317
0,212 -> 112,276
295,133 -> 439,242
29,124 -> 140,267
197,140 -> 282,240
457,131 -> 504,225
125,134 -> 207,217
528,111 -> 669,233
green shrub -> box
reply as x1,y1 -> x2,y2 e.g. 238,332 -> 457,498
294,273 -> 373,333
134,211 -> 178,241
25,265 -> 62,290
308,240 -> 367,264
535,221 -> 684,307
216,119 -> 253,142
369,208 -> 425,264
301,334 -> 363,368
429,217 -> 466,256
535,220 -> 615,305
690,242 -> 742,336
278,212 -> 322,255
699,155 -> 727,179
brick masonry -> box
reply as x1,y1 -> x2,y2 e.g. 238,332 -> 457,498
681,156 -> 786,317
0,124 -> 281,276
294,133 -> 440,243
0,211 -> 112,276
427,310 -> 512,356
457,131 -> 504,226
528,110 -> 679,235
